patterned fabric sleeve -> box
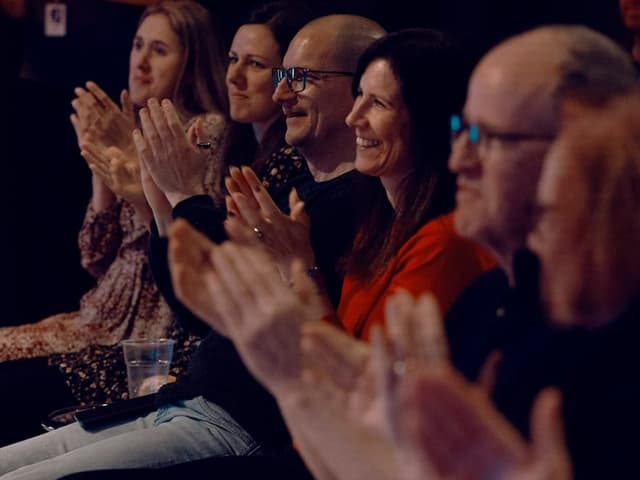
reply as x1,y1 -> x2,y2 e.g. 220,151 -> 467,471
78,199 -> 124,279
259,145 -> 311,211
260,145 -> 308,193
117,201 -> 151,248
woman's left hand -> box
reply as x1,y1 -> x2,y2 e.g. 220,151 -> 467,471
375,291 -> 573,480
137,98 -> 211,207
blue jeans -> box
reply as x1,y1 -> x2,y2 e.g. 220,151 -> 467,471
0,396 -> 260,480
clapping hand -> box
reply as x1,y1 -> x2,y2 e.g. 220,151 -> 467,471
70,81 -> 135,153
132,129 -> 172,235
136,98 -> 211,207
375,291 -> 573,480
224,166 -> 315,283
301,322 -> 386,433
204,241 -> 330,395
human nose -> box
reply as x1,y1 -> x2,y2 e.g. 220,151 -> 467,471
272,74 -> 295,104
448,132 -> 479,174
345,97 -> 364,128
134,47 -> 151,72
226,62 -> 245,88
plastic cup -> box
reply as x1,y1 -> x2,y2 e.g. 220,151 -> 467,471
121,339 -> 176,398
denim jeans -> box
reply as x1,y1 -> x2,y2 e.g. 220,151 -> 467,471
0,396 -> 260,480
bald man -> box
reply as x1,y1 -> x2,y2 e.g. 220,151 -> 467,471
273,15 -> 386,179
444,25 -> 637,479
447,24 -> 636,375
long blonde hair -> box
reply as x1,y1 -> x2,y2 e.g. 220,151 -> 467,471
137,1 -> 229,119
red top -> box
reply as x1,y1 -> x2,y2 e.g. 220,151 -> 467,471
337,213 -> 495,340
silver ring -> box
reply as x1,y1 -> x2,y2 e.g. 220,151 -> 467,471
253,226 -> 265,241
196,142 -> 212,150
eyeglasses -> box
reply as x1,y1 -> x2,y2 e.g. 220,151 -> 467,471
272,67 -> 353,93
450,114 -> 555,153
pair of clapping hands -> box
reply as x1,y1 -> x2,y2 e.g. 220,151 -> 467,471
167,163 -> 326,342
303,292 -> 573,480
167,216 -> 572,480
70,81 -> 212,223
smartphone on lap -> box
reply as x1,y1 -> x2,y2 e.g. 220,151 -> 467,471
74,393 -> 157,431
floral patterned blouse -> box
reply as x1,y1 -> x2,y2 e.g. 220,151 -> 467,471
0,112 -> 228,406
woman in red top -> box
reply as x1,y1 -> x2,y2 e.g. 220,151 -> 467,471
337,29 -> 494,339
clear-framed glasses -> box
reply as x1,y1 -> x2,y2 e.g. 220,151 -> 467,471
272,67 -> 353,93
450,114 -> 554,154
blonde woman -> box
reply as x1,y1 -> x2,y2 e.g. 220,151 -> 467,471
0,0 -> 229,446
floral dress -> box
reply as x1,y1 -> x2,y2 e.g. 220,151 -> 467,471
0,113 -> 229,406
0,199 -> 173,362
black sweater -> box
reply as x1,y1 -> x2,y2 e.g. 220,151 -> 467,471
447,251 -> 640,479
152,169 -> 371,451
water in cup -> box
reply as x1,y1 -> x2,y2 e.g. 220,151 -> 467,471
121,339 -> 175,398
125,359 -> 171,398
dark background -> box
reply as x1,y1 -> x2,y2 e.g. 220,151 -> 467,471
0,0 -> 629,327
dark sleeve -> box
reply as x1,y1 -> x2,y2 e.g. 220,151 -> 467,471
301,172 -> 371,308
148,195 -> 228,337
308,205 -> 354,308
170,195 -> 228,242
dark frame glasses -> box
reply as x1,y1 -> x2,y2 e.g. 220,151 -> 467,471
272,67 -> 353,93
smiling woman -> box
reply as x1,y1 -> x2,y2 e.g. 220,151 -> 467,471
347,58 -> 413,190
338,29 -> 495,339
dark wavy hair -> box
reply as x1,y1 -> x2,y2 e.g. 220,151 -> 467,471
227,1 -> 315,176
247,1 -> 314,58
347,28 -> 470,279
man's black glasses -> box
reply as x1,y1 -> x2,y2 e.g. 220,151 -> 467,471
272,67 -> 353,93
